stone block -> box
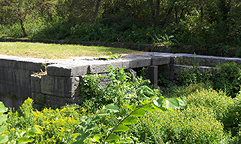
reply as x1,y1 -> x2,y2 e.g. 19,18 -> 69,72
0,67 -> 15,85
0,55 -> 21,68
224,58 -> 241,65
158,64 -> 171,73
97,78 -> 112,88
127,57 -> 151,68
108,59 -> 133,69
31,74 -> 41,92
47,63 -> 89,76
0,83 -> 16,96
148,66 -> 158,85
174,65 -> 193,74
12,85 -> 31,99
108,60 -> 125,69
0,83 -> 30,102
45,95 -> 81,107
151,56 -> 170,66
108,60 -> 125,68
0,68 -> 32,89
41,75 -> 80,97
125,69 -> 137,83
31,92 -> 45,105
15,58 -> 47,71
14,69 -> 31,87
89,61 -> 110,73
0,93 -> 24,108
120,60 -> 131,69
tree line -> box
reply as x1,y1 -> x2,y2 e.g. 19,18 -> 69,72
0,0 -> 241,53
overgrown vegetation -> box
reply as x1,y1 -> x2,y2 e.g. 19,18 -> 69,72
178,62 -> 241,97
1,0 -> 241,57
1,64 -> 241,143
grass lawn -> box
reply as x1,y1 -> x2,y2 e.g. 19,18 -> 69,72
0,42 -> 145,59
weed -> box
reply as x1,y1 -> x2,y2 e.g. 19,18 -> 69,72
106,52 -> 122,60
151,33 -> 178,47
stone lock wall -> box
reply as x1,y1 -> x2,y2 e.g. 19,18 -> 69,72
1,53 -> 241,108
0,55 -> 51,108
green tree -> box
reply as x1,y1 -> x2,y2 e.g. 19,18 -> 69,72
1,0 -> 37,36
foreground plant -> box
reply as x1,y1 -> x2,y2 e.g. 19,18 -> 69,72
0,102 -> 8,143
75,96 -> 185,143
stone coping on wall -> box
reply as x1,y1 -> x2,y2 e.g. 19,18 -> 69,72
1,52 -> 241,76
2,52 -> 241,107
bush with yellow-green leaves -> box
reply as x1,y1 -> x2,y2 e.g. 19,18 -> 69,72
1,66 -> 241,143
5,98 -> 84,143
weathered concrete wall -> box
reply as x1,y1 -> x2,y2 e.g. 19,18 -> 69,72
1,53 -> 241,108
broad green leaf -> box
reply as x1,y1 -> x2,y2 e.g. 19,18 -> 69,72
0,114 -> 7,124
93,134 -> 101,143
0,102 -> 7,114
140,104 -> 155,112
0,126 -> 7,133
165,98 -> 181,109
114,124 -> 130,132
153,97 -> 164,107
122,117 -> 137,125
106,134 -> 120,142
105,104 -> 119,113
131,109 -> 145,117
0,134 -> 8,143
18,137 -> 34,143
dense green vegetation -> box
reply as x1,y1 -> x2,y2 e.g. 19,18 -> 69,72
1,0 -> 241,56
0,64 -> 241,143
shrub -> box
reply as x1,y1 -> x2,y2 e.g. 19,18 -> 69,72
177,62 -> 241,97
136,106 -> 227,143
132,87 -> 241,143
7,98 -> 85,143
162,83 -> 211,98
212,62 -> 241,97
80,66 -> 159,112
184,88 -> 241,132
